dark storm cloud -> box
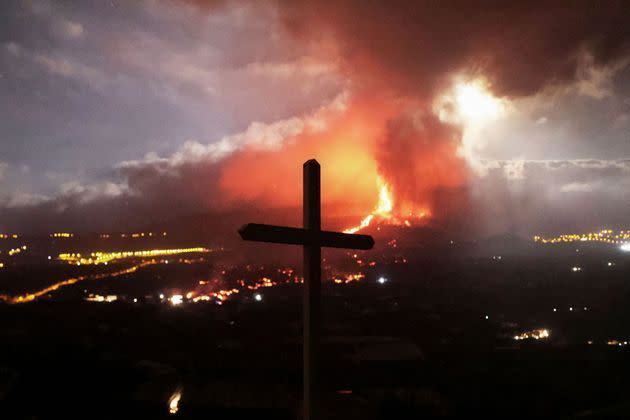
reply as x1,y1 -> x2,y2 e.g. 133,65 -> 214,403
267,0 -> 630,234
272,0 -> 630,98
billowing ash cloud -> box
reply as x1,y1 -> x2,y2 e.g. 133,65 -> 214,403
375,111 -> 467,218
272,0 -> 630,229
275,0 -> 630,98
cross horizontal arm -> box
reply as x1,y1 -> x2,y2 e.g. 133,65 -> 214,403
239,223 -> 374,250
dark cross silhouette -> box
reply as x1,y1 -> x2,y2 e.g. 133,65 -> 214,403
239,159 -> 374,420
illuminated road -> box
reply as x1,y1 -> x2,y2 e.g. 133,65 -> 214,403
58,247 -> 211,265
0,260 -> 158,304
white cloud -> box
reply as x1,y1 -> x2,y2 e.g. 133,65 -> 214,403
560,182 -> 595,193
59,181 -> 127,205
119,116 -> 308,172
4,42 -> 21,56
502,160 -> 525,180
120,91 -> 347,172
57,19 -> 85,40
244,57 -> 335,79
4,193 -> 49,208
33,53 -> 108,90
478,158 -> 630,178
573,52 -> 627,100
0,163 -> 49,209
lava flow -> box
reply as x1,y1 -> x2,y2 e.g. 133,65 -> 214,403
344,176 -> 429,234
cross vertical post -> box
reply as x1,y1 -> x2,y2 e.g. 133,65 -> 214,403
238,159 -> 374,420
303,159 -> 320,420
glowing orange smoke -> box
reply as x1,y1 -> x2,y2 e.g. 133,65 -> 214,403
344,175 -> 429,234
215,92 -> 462,228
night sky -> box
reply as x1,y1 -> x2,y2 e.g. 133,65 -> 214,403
1,0 -> 629,235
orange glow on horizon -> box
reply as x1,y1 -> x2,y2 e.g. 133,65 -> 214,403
218,96 -> 387,215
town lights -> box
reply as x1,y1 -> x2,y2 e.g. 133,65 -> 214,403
58,247 -> 210,265
514,328 -> 551,341
535,230 -> 630,245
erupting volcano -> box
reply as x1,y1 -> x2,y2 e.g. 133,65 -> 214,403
338,79 -> 507,235
344,175 -> 429,234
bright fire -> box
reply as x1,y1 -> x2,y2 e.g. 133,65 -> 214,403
344,176 -> 428,234
435,78 -> 505,127
454,81 -> 503,123
168,388 -> 182,415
